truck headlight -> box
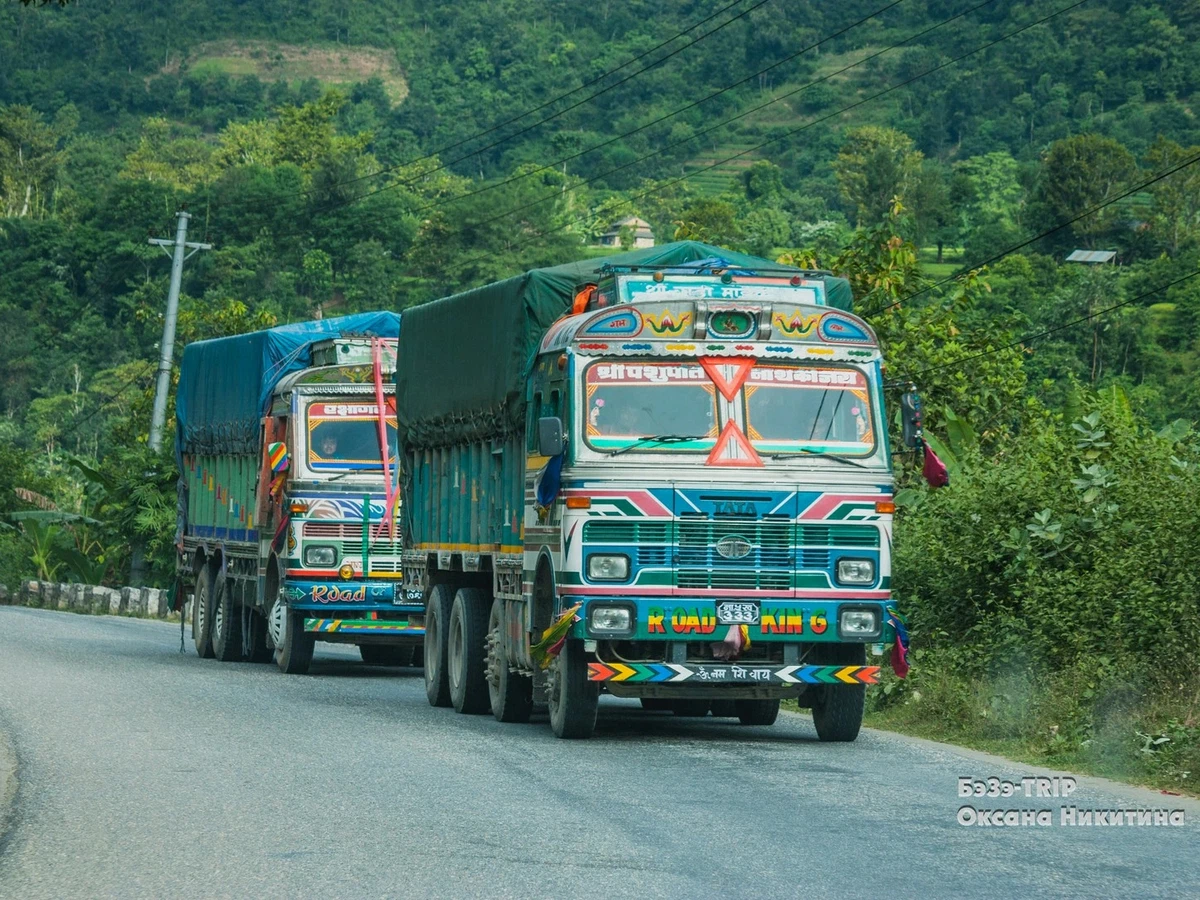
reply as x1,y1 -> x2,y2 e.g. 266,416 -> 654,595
304,545 -> 337,567
835,558 -> 875,585
587,554 -> 630,581
838,607 -> 881,639
588,604 -> 633,635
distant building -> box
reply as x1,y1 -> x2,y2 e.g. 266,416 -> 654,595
598,215 -> 655,249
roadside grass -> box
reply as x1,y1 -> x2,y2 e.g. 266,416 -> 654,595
863,662 -> 1200,799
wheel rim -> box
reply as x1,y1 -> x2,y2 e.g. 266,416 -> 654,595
212,590 -> 224,644
268,594 -> 287,649
195,579 -> 207,640
486,604 -> 502,704
448,607 -> 463,694
426,605 -> 440,682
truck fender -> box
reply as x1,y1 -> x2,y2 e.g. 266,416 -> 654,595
532,551 -> 558,636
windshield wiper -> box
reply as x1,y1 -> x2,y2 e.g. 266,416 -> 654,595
766,448 -> 875,470
609,434 -> 705,457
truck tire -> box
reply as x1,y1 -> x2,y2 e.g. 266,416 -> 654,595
735,699 -> 780,726
359,645 -> 413,667
192,564 -> 215,659
810,644 -> 866,742
211,572 -> 244,662
548,639 -> 599,739
448,587 -> 490,715
487,594 -> 532,723
269,586 -> 314,675
671,699 -> 711,717
640,698 -> 672,711
423,583 -> 455,707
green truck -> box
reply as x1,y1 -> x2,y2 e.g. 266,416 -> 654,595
396,242 -> 915,738
175,313 -> 421,673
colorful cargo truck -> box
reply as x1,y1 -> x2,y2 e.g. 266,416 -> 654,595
396,242 -> 915,738
175,313 -> 421,674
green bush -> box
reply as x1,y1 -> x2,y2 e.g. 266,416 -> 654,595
894,394 -> 1200,676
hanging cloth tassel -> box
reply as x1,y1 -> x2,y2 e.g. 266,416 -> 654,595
885,606 -> 910,678
922,439 -> 950,488
530,602 -> 583,669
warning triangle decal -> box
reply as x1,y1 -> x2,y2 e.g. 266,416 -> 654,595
699,357 -> 755,402
706,420 -> 763,467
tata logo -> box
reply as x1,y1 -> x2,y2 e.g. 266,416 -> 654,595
714,500 -> 756,516
715,535 -> 753,560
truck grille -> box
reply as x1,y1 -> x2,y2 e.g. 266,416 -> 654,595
301,523 -> 402,559
583,517 -> 879,591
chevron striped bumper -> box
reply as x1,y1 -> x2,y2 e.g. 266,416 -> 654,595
587,662 -> 879,685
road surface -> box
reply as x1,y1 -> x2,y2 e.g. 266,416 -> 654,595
1,606 -> 1197,899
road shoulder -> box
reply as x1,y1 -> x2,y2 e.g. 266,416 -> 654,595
0,725 -> 17,850
791,707 -> 1200,810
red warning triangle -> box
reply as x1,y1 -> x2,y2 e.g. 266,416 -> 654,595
699,357 -> 755,401
706,420 -> 763,467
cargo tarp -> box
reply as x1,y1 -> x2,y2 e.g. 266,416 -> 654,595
395,241 -> 851,448
176,312 -> 401,458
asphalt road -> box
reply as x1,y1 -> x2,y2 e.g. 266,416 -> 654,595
1,606 -> 1197,900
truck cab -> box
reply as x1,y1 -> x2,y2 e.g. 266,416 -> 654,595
263,338 -> 421,671
520,268 -> 895,736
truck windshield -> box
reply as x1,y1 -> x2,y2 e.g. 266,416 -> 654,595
583,362 -> 718,453
306,401 -> 397,470
744,365 -> 876,457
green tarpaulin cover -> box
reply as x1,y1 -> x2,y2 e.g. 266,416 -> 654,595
395,241 -> 851,449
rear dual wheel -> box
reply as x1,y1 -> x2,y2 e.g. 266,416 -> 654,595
192,564 -> 215,659
487,595 -> 532,723
423,584 -> 455,707
211,572 -> 243,662
448,588 -> 490,715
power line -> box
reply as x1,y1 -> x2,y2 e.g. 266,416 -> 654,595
279,0 -> 772,217
393,0 -> 1086,275
901,268 -> 1200,381
863,150 -> 1200,318
294,0 -> 911,224
310,0 -> 762,195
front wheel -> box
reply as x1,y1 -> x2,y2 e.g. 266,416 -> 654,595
487,595 -> 532,723
268,586 -> 314,675
810,644 -> 866,741
548,639 -> 599,739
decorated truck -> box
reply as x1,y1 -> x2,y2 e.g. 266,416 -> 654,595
175,313 -> 421,674
396,242 -> 916,738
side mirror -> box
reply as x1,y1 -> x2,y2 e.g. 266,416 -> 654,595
268,441 -> 290,473
537,417 -> 565,458
899,388 -> 923,449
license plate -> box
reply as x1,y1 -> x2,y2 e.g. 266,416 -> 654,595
716,600 -> 760,626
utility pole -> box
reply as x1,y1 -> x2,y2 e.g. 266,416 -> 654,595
148,209 -> 211,452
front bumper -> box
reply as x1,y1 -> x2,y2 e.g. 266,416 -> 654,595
569,596 -> 892,643
588,661 -> 879,685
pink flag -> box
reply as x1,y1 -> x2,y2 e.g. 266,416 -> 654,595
922,439 -> 949,488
